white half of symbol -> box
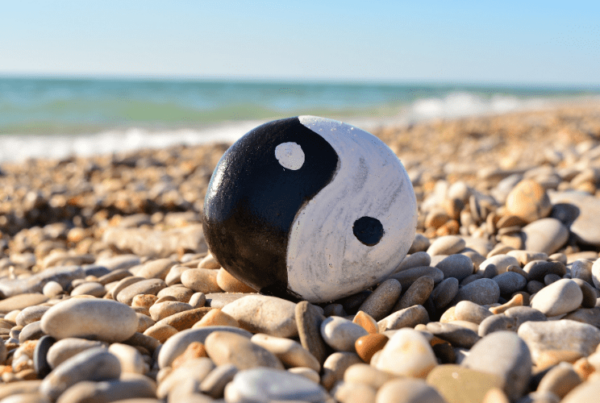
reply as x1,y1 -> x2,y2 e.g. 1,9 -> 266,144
275,142 -> 305,170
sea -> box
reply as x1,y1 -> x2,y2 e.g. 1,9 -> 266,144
1,77 -> 599,162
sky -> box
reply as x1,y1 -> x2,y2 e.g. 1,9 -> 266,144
1,1 -> 599,85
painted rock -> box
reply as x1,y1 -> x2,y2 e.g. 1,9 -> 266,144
202,116 -> 417,303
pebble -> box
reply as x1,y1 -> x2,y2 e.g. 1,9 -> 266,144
375,328 -> 437,378
426,365 -> 504,403
192,308 -> 239,328
33,335 -> 55,378
156,285 -> 194,302
222,295 -> 298,338
108,343 -> 147,374
189,291 -> 207,308
204,331 -> 283,370
19,321 -> 44,342
478,315 -> 516,337
479,255 -> 520,275
463,331 -> 532,400
143,323 -> 178,343
378,305 -> 429,332
389,266 -> 444,289
136,313 -> 155,333
436,254 -> 474,280
251,333 -> 320,371
157,357 -> 214,398
148,301 -> 192,321
453,278 -> 500,305
155,307 -> 212,330
521,218 -> 569,255
409,233 -> 431,254
117,279 -> 167,305
41,298 -> 138,342
537,362 -> 582,398
564,308 -> 600,328
357,279 -> 402,320
431,277 -> 459,309
43,281 -> 63,298
571,259 -> 594,284
376,378 -> 446,403
216,268 -> 255,293
70,282 -> 106,297
200,363 -> 238,398
551,192 -> 600,247
507,250 -> 548,266
158,326 -> 252,368
137,258 -> 176,280
518,320 -> 600,367
454,301 -> 492,324
109,276 -> 144,300
47,338 -> 107,369
397,251 -> 431,272
96,255 -> 141,271
321,316 -> 368,352
493,272 -> 527,294
321,352 -> 363,390
531,279 -> 583,316
180,268 -> 222,293
592,259 -> 600,289
353,311 -> 379,334
355,333 -> 388,363
394,276 -> 433,311
524,260 -> 566,282
427,236 -> 466,256
16,306 -> 51,327
56,377 -> 156,403
426,322 -> 480,348
40,347 -> 121,400
504,306 -> 547,329
344,363 -> 396,390
562,380 -> 600,403
333,380 -> 377,403
296,301 -> 328,366
224,368 -> 327,403
0,294 -> 48,314
505,179 -> 552,223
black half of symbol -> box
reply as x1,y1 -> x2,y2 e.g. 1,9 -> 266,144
353,216 -> 384,246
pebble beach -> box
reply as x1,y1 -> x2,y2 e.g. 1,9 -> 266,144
3,102 -> 600,403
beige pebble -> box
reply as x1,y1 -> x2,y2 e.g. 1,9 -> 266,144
108,343 -> 147,374
251,333 -> 320,372
216,268 -> 255,293
353,311 -> 379,334
180,269 -> 222,293
148,301 -> 192,321
375,328 -> 437,378
143,323 -> 178,343
192,308 -> 239,328
204,331 -> 283,370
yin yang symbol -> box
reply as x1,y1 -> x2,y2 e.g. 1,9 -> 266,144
202,116 -> 417,303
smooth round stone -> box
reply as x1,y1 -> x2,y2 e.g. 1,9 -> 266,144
193,308 -> 239,328
56,378 -> 156,403
551,192 -> 600,247
333,380 -> 377,403
109,276 -> 144,301
531,279 -> 583,316
158,326 -> 252,368
43,281 -> 63,298
205,331 -> 283,370
389,266 -> 444,289
378,305 -> 429,332
216,268 -> 256,293
427,236 -> 466,256
0,294 -> 48,314
33,335 -> 55,378
189,292 -> 207,308
454,300 -> 492,324
544,273 -> 561,285
321,316 -> 368,352
117,279 -> 166,305
156,285 -> 194,303
137,258 -> 176,280
397,252 -> 431,272
143,323 -> 177,343
478,255 -> 520,275
16,305 -> 51,327
155,307 -> 211,331
507,250 -> 548,266
563,380 -> 600,403
224,368 -> 328,403
431,278 -> 459,309
504,306 -> 547,329
394,276 -> 433,311
435,254 -> 473,281
409,234 -> 431,254
518,320 -> 600,366
521,218 -> 569,255
71,282 -> 106,298
376,378 -> 446,403
537,362 -> 582,398
203,117 -> 416,303
463,331 -> 532,400
41,298 -> 138,342
375,328 -> 437,378
108,343 -> 146,374
40,347 -> 121,400
296,301 -> 328,366
571,259 -> 593,284
355,334 -> 388,363
565,308 -> 600,328
493,272 -> 527,294
157,357 -> 215,398
19,321 -> 45,342
454,278 -> 500,305
95,255 -> 140,271
524,260 -> 566,282
344,364 -> 397,391
353,311 -> 379,334
426,322 -> 480,348
321,352 -> 363,390
148,301 -> 192,321
47,338 -> 107,369
200,364 -> 238,398
426,365 -> 504,403
357,279 -> 402,321
251,333 -> 320,372
222,295 -> 297,338
506,179 -> 552,223
478,315 -> 516,337
180,269 -> 222,294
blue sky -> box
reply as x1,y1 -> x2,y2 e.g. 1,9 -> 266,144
1,1 -> 599,85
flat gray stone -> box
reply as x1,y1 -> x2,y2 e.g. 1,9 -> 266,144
551,192 -> 600,247
388,266 -> 444,289
493,272 -> 527,294
453,278 -> 500,305
435,254 -> 473,281
521,218 -> 569,254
